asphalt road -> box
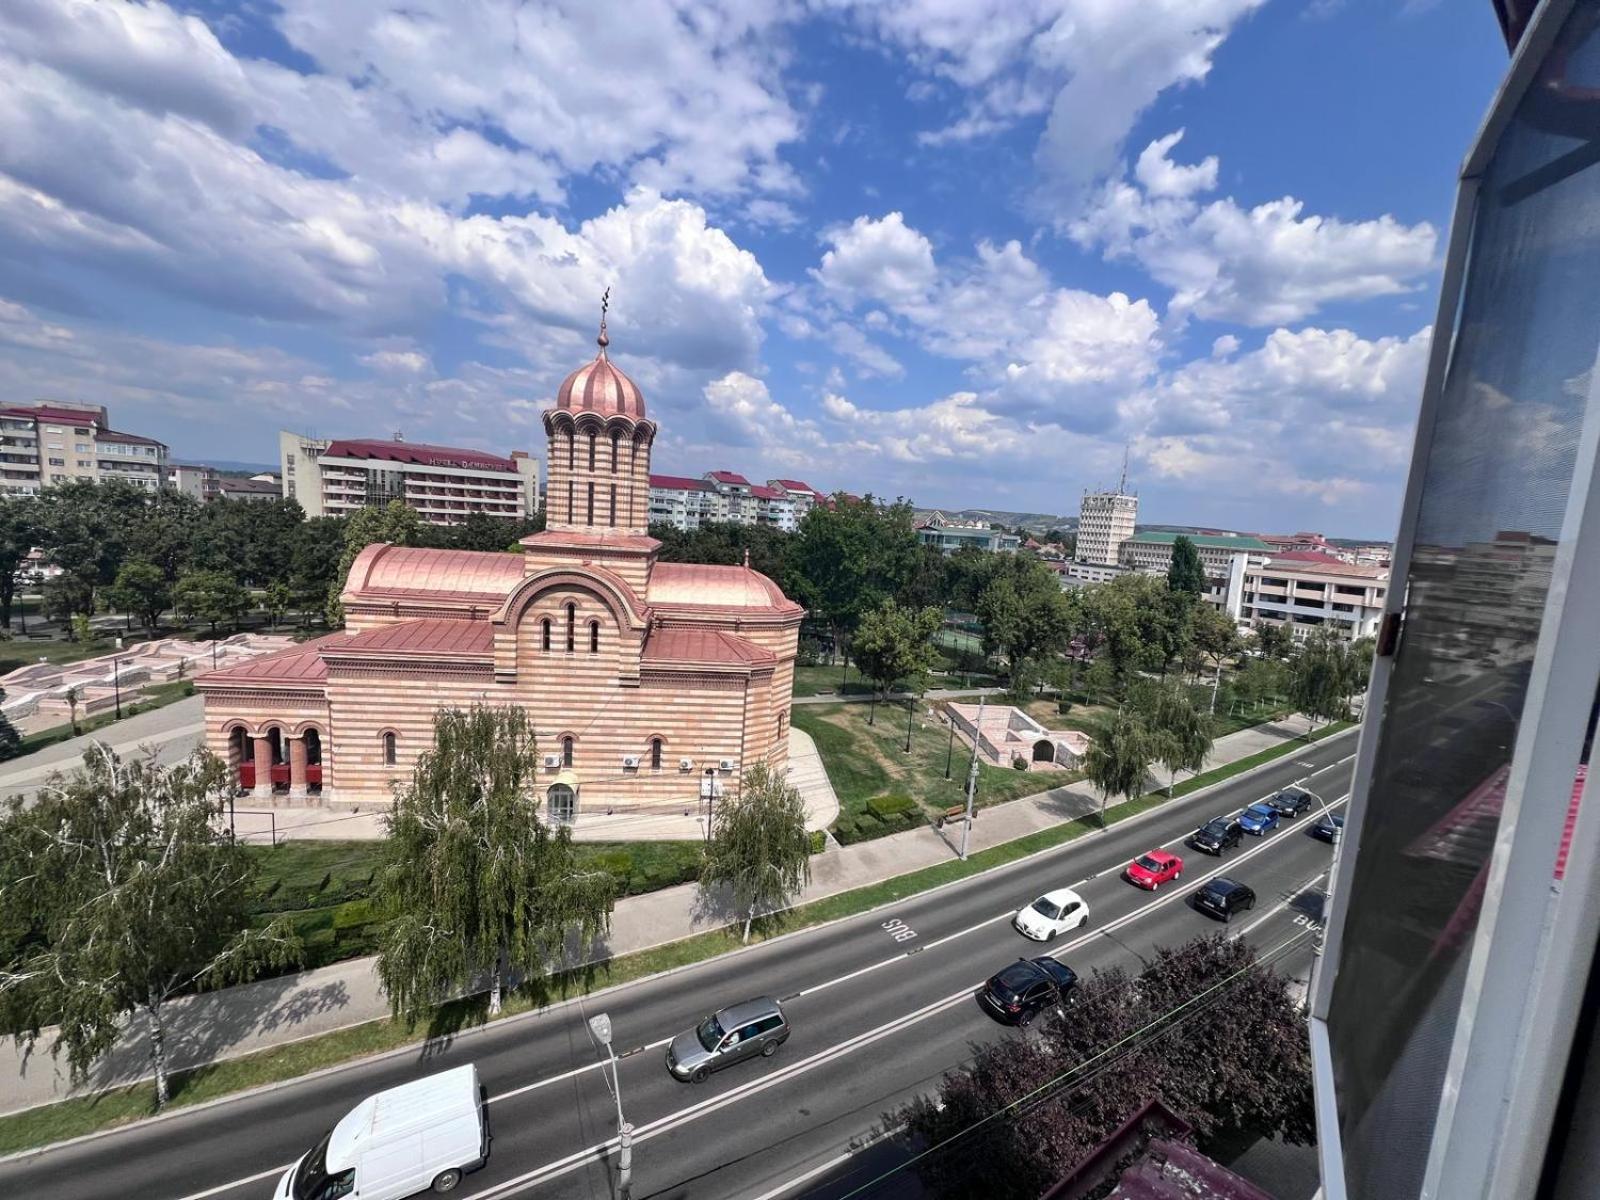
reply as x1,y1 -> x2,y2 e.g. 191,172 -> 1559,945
0,727 -> 1357,1200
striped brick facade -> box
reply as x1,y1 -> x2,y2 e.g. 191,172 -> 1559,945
197,334 -> 802,826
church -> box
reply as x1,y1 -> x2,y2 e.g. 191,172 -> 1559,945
197,316 -> 803,826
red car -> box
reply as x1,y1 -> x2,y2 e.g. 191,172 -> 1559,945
1126,849 -> 1183,890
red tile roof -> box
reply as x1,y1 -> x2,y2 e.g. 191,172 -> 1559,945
749,484 -> 783,500
0,404 -> 107,426
1269,550 -> 1345,565
322,438 -> 519,473
344,545 -> 526,603
649,474 -> 712,491
1264,556 -> 1387,579
643,626 -> 774,667
97,428 -> 165,447
648,562 -> 801,614
706,470 -> 751,486
194,634 -> 353,687
328,618 -> 493,659
772,479 -> 820,496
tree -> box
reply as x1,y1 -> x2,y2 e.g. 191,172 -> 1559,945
105,559 -> 171,632
975,557 -> 1076,696
0,497 -> 40,629
1084,572 -> 1171,696
1166,535 -> 1207,599
173,569 -> 249,638
850,599 -> 942,724
1289,629 -> 1360,731
264,580 -> 291,630
700,761 -> 812,943
1083,707 -> 1157,828
0,747 -> 299,1109
0,688 -> 20,761
375,705 -> 614,1019
1187,604 -> 1241,708
898,934 -> 1314,1199
1250,620 -> 1294,661
62,685 -> 81,735
785,496 -> 920,665
1140,682 -> 1213,795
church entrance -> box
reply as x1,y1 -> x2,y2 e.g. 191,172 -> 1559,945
547,782 -> 577,825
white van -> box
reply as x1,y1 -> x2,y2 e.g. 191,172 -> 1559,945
274,1065 -> 488,1200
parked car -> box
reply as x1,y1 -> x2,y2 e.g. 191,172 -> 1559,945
1125,849 -> 1184,890
275,1065 -> 486,1200
1013,887 -> 1090,940
979,957 -> 1079,1026
1311,813 -> 1345,844
1191,817 -> 1243,855
1238,802 -> 1281,836
666,997 -> 790,1083
1266,786 -> 1317,819
1192,878 -> 1257,923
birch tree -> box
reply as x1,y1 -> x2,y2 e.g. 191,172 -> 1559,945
1083,708 -> 1157,829
0,746 -> 299,1109
700,761 -> 812,942
375,704 -> 615,1020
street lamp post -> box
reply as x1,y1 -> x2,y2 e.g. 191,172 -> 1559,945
588,1013 -> 633,1199
903,693 -> 916,754
944,715 -> 956,779
113,636 -> 123,720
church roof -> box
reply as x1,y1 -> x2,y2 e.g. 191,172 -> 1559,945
555,309 -> 646,421
343,545 -> 526,603
328,618 -> 494,659
643,627 -> 775,667
194,633 -> 351,687
647,562 -> 802,614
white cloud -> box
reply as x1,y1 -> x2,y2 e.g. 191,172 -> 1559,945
702,371 -> 825,452
827,1 -> 1263,206
1073,131 -> 1437,324
814,212 -> 939,308
361,350 -> 433,375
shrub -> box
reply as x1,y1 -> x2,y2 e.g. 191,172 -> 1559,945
331,898 -> 375,930
1057,700 -> 1073,715
808,829 -> 827,854
867,792 -> 916,820
1012,756 -> 1028,770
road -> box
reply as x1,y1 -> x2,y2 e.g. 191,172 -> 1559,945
0,728 -> 1355,1200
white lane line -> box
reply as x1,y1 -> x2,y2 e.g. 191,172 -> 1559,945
172,1166 -> 288,1200
456,802 -> 1350,1200
169,755 -> 1358,1200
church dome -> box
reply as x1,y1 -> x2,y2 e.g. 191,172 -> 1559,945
555,309 -> 646,421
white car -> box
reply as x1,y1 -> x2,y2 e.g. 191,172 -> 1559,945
1013,887 -> 1090,941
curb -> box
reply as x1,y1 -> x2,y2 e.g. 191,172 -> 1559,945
0,725 -> 1359,1164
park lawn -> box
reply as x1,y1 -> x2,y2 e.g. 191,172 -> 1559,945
244,839 -> 708,974
792,700 -> 1075,844
791,663 -> 873,698
0,635 -> 122,676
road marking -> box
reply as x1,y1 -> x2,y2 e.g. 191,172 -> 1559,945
881,917 -> 917,943
164,752 -> 1360,1200
456,804 -> 1350,1200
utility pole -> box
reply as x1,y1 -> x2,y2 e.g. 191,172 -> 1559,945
589,1013 -> 633,1200
960,695 -> 983,861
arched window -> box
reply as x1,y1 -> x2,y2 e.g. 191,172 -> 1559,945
566,430 -> 575,470
778,710 -> 787,737
589,620 -> 600,654
650,738 -> 663,770
541,618 -> 551,652
608,483 -> 616,526
566,479 -> 575,524
565,603 -> 575,652
610,431 -> 620,473
547,783 -> 575,824
382,732 -> 397,766
561,736 -> 574,768
587,432 -> 596,471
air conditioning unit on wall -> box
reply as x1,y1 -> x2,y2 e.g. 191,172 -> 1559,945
621,755 -> 640,770
718,758 -> 736,772
542,754 -> 560,769
679,757 -> 694,771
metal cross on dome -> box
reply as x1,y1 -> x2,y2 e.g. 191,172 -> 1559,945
598,287 -> 611,351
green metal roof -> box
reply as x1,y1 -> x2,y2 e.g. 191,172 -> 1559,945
1126,531 -> 1271,551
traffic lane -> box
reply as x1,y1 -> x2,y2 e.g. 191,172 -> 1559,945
0,736 -> 1354,1200
461,819 -> 1343,1200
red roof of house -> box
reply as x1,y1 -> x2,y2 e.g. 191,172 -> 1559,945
773,479 -> 821,496
0,404 -> 107,426
643,626 -> 774,667
649,474 -> 712,491
1269,550 -> 1345,565
1264,556 -> 1387,579
97,428 -> 165,447
327,618 -> 493,659
322,438 -> 518,473
749,484 -> 783,500
706,470 -> 751,486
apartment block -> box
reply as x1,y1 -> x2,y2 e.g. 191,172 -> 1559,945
1238,556 -> 1388,641
278,430 -> 540,525
1118,531 -> 1270,619
917,511 -> 1021,554
647,470 -> 824,532
1076,487 -> 1138,566
0,402 -> 168,495
169,463 -> 282,503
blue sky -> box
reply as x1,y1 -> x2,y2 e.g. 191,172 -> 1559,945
0,1 -> 1508,537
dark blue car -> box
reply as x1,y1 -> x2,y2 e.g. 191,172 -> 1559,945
1238,802 -> 1280,836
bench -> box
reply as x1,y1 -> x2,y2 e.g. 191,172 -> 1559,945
940,805 -> 973,827
24,632 -> 52,641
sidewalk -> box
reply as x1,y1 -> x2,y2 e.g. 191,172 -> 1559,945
0,712 -> 1336,1115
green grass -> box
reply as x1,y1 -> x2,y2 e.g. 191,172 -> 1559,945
0,636 -> 120,676
0,718 -> 1361,1155
793,699 -> 1077,845
1171,719 -> 1355,798
792,664 -> 873,698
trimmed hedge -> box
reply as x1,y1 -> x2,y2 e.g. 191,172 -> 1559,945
866,792 -> 916,819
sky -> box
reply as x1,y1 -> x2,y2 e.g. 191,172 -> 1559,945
0,1 -> 1510,538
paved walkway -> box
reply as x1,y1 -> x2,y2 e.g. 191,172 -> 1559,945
0,711 -> 1338,1115
0,696 -> 207,801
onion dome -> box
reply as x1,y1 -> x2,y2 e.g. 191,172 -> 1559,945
555,292 -> 647,421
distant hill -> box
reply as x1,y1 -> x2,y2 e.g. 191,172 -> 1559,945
176,457 -> 278,474
915,507 -> 1077,534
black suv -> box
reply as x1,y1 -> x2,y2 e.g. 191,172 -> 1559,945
1266,787 -> 1316,819
1193,878 -> 1256,922
1311,813 -> 1345,844
1191,817 -> 1243,855
979,957 -> 1079,1026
